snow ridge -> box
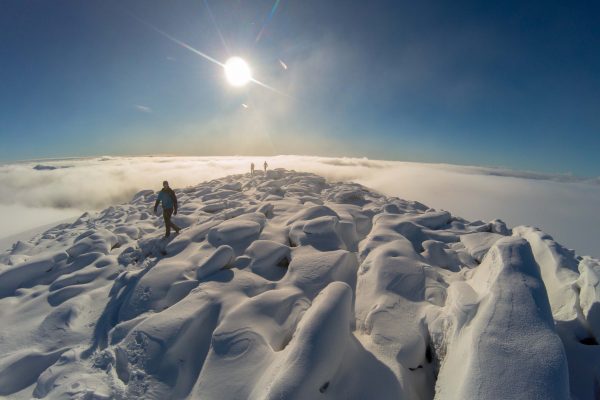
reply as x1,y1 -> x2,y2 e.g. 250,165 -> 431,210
0,169 -> 598,399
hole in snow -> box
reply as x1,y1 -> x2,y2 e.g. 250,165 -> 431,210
426,344 -> 433,363
580,337 -> 598,345
277,256 -> 290,268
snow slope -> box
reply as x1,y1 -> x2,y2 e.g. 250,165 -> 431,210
0,169 -> 598,399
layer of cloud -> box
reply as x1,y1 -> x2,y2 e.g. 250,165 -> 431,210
0,204 -> 81,245
0,155 -> 598,258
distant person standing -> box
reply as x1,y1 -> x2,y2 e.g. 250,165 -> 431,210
251,162 -> 255,175
154,180 -> 180,237
263,161 -> 268,172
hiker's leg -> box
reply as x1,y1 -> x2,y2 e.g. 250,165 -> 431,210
167,209 -> 179,233
163,208 -> 173,236
162,209 -> 169,236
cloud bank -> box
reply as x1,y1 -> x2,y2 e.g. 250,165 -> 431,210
0,155 -> 598,257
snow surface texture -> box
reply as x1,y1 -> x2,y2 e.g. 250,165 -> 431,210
0,169 -> 598,399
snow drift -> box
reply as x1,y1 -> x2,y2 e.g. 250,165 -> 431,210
0,169 -> 598,399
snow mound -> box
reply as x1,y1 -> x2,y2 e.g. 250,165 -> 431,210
0,169 -> 598,399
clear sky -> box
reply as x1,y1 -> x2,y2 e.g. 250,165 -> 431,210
1,0 -> 599,176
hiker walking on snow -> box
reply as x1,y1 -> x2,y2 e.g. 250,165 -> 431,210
263,161 -> 268,172
251,162 -> 255,175
154,180 -> 181,237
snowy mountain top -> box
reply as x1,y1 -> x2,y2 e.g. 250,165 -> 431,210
0,169 -> 598,399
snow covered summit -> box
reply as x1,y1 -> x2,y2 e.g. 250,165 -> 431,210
0,169 -> 598,399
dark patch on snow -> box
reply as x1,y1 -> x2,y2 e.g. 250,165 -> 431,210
580,337 -> 598,346
277,256 -> 290,268
319,381 -> 330,393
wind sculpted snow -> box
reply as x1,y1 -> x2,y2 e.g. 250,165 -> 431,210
0,169 -> 598,399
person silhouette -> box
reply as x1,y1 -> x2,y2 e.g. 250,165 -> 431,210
154,180 -> 181,237
263,161 -> 268,172
251,162 -> 255,175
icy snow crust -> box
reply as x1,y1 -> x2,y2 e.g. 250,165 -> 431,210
0,169 -> 598,399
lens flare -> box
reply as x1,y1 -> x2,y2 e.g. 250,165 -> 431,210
224,57 -> 252,87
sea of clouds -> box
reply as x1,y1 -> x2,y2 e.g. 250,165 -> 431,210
0,155 -> 598,257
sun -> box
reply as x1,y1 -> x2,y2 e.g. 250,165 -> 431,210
224,57 -> 252,87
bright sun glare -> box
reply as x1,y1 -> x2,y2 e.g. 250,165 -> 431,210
224,57 -> 252,87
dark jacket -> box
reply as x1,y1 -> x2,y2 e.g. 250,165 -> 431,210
155,188 -> 178,211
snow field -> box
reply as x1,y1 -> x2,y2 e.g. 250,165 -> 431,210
0,169 -> 598,399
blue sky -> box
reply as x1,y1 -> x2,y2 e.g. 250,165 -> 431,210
1,0 -> 599,176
